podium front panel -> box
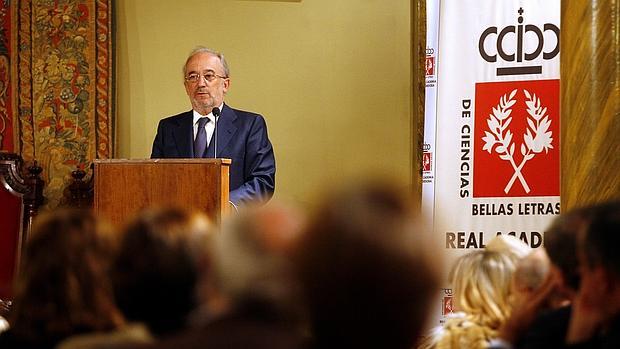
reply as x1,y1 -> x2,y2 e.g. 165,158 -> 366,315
94,159 -> 230,227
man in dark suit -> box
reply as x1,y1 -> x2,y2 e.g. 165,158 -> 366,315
151,47 -> 275,205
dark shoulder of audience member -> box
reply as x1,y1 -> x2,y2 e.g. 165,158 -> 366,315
111,207 -> 211,338
0,209 -> 122,349
294,181 -> 439,349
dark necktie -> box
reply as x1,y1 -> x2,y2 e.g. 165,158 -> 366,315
193,117 -> 209,158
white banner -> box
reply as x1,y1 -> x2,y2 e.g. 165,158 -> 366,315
426,0 -> 561,325
421,0 -> 441,222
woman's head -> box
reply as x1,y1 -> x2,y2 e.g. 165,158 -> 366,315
450,250 -> 517,329
10,209 -> 122,342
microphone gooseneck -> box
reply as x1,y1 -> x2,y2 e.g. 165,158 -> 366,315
212,107 -> 221,159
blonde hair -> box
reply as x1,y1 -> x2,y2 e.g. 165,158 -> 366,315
485,234 -> 531,263
452,250 -> 515,326
423,250 -> 517,349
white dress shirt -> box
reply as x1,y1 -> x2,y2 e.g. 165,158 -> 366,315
192,103 -> 224,145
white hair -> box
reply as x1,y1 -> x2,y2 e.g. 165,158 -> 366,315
182,46 -> 230,78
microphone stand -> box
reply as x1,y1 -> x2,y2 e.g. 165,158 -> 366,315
212,107 -> 220,158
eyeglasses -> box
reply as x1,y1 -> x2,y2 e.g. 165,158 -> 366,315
185,72 -> 228,83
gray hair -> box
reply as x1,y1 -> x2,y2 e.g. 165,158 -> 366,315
513,249 -> 550,291
212,205 -> 298,305
182,46 -> 230,78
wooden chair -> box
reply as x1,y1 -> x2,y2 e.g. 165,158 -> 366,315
0,152 -> 44,313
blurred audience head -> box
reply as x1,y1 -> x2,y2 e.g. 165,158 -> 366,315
419,234 -> 528,349
111,207 -> 213,336
294,180 -> 438,349
212,202 -> 304,319
543,206 -> 595,305
512,249 -> 551,305
450,250 -> 516,330
486,234 -> 531,263
580,200 -> 620,275
577,200 -> 620,321
9,209 -> 122,344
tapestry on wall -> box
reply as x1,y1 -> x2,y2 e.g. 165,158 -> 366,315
0,2 -> 14,152
0,0 -> 114,208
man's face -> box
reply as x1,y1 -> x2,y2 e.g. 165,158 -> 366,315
184,52 -> 230,115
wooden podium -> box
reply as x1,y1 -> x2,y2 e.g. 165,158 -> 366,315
94,159 -> 231,227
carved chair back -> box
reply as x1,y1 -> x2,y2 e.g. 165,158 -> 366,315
0,152 -> 44,310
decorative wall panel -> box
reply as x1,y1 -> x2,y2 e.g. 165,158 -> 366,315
1,0 -> 114,207
0,2 -> 15,151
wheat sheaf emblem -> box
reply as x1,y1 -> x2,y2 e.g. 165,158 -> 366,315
482,89 -> 554,194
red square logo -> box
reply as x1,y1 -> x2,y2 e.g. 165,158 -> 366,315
442,296 -> 453,315
425,56 -> 435,76
473,79 -> 560,197
423,152 -> 432,172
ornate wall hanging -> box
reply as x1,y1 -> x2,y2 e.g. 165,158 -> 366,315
1,0 -> 114,208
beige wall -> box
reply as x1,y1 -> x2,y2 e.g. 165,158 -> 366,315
116,0 -> 414,205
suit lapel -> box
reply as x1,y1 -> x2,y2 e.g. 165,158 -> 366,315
172,111 -> 194,157
216,104 -> 237,155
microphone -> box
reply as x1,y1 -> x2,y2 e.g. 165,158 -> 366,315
212,107 -> 220,158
